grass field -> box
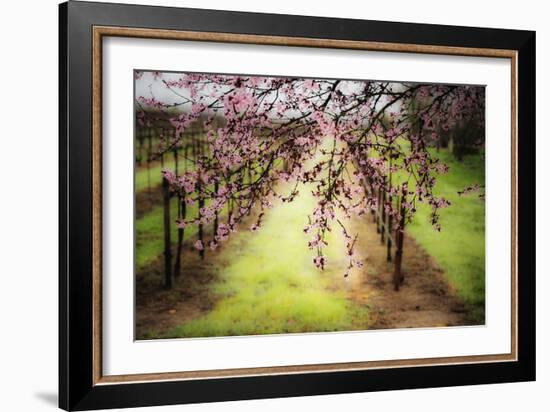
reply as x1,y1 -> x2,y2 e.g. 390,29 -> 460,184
407,149 -> 485,319
134,145 -> 485,337
135,158 -> 176,192
135,199 -> 200,269
166,186 -> 370,338
135,157 -> 203,269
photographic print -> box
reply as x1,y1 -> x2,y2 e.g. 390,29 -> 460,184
60,5 -> 534,408
134,70 -> 486,340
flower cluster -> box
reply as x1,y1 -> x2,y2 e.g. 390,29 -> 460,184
137,72 -> 484,276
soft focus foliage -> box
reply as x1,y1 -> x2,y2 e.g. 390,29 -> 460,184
136,71 -> 485,276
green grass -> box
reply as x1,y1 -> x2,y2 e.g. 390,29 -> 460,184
136,140 -> 484,335
136,198 -> 199,270
135,153 -> 201,269
135,158 -> 176,193
166,186 -> 369,338
407,149 -> 485,316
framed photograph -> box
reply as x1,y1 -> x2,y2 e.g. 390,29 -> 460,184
59,1 -> 535,410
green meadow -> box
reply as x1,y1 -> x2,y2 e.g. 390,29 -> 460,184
135,144 -> 485,337
166,187 -> 370,338
408,150 -> 485,318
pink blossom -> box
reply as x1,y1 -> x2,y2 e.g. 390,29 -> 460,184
135,71 -> 484,274
313,255 -> 326,270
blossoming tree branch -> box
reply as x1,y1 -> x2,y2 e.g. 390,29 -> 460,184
136,71 -> 484,289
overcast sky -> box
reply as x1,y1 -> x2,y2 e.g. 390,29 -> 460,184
134,70 -> 413,116
135,71 -> 187,106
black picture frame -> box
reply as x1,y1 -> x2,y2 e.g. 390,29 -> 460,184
59,1 -> 536,410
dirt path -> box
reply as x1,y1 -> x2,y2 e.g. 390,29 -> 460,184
346,215 -> 474,329
136,246 -> 224,339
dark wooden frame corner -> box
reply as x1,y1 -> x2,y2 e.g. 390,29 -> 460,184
59,1 -> 536,410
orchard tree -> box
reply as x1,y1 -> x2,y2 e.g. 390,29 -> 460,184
136,71 -> 484,283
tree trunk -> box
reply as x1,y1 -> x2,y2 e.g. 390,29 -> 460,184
173,149 -> 185,278
387,157 -> 393,262
393,199 -> 406,291
162,175 -> 172,289
174,195 -> 185,279
137,130 -> 144,166
380,189 -> 386,244
196,136 -> 205,259
367,180 -> 376,223
376,188 -> 381,234
213,181 -> 219,239
147,129 -> 152,194
386,200 -> 393,262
